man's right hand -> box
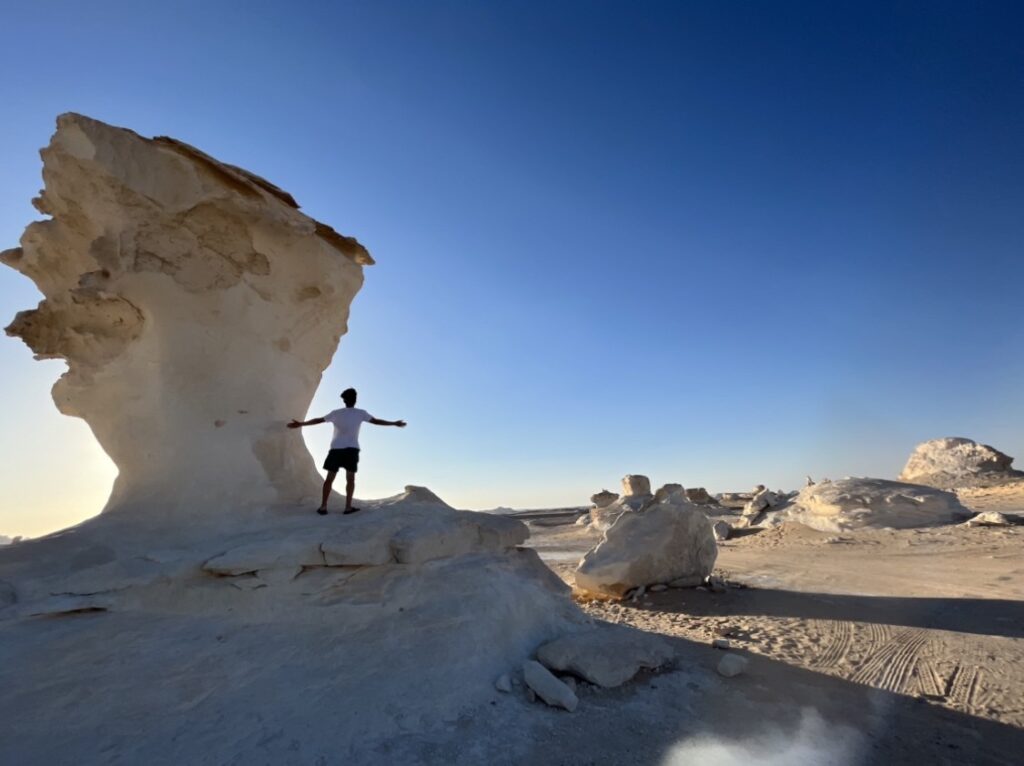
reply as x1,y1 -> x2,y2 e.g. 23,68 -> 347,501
287,419 -> 302,429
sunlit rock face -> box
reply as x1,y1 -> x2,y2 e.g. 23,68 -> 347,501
899,437 -> 1023,489
2,114 -> 373,520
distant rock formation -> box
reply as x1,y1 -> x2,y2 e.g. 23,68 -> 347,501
621,474 -> 652,497
2,113 -> 373,524
899,437 -> 1023,489
590,490 -> 619,508
763,477 -> 969,532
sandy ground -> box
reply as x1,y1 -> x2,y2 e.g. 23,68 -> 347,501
518,482 -> 1024,765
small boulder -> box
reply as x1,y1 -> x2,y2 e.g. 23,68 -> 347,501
575,514 -> 591,527
536,623 -> 674,688
961,511 -> 1014,527
522,660 -> 578,711
494,674 -> 512,693
712,520 -> 731,541
717,653 -> 749,678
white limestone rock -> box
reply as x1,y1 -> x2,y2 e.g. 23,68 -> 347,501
621,474 -> 652,497
717,492 -> 753,510
769,478 -> 969,532
0,116 -> 592,764
590,490 -> 619,508
494,674 -> 512,693
575,498 -> 718,598
522,660 -> 578,711
590,503 -> 628,532
717,653 -> 749,678
2,113 -> 374,525
535,623 -> 674,688
899,437 -> 1023,489
961,511 -> 1014,527
684,487 -> 715,505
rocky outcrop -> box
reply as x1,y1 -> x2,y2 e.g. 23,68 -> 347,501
535,623 -> 674,687
764,478 -> 968,532
899,437 -> 1023,489
0,116 -> 616,764
621,474 -> 652,497
2,114 -> 372,523
684,487 -> 715,505
575,496 -> 717,597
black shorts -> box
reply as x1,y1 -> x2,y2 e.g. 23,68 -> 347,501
324,448 -> 360,473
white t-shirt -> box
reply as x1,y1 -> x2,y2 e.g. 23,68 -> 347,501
323,408 -> 374,449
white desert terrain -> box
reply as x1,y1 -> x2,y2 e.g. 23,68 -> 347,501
1,115 -> 1022,766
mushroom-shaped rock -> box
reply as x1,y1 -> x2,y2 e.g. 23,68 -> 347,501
2,113 -> 375,524
536,623 -> 674,687
621,474 -> 651,497
575,499 -> 717,598
899,437 -> 1023,489
769,478 -> 969,532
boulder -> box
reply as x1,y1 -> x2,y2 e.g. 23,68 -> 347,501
717,653 -> 749,678
712,520 -> 732,541
684,487 -> 715,505
590,504 -> 628,532
961,511 -> 1014,527
899,437 -> 1024,488
590,490 -> 619,508
767,478 -> 969,532
575,498 -> 718,597
717,492 -> 753,510
621,475 -> 651,497
522,660 -> 578,711
535,623 -> 674,687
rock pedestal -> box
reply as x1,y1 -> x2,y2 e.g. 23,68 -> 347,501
2,114 -> 372,523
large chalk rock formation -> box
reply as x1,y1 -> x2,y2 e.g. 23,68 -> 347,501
0,116 -> 599,764
899,437 -> 1023,489
2,113 -> 371,522
764,477 -> 969,532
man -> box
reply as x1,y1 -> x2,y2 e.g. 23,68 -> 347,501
288,388 -> 406,515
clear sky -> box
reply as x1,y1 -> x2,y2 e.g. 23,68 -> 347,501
2,1 -> 1022,537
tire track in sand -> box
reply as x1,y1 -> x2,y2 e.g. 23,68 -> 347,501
850,628 -> 931,694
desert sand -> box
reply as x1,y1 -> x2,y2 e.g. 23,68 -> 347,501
522,480 -> 1024,764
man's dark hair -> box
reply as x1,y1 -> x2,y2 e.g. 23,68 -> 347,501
341,388 -> 358,406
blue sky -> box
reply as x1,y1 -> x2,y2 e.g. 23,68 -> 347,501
2,1 -> 1022,536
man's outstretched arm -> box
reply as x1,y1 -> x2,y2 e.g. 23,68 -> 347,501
369,418 -> 407,427
288,417 -> 326,429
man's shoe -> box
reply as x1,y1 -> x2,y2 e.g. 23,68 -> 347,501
316,508 -> 328,515
343,507 -> 362,515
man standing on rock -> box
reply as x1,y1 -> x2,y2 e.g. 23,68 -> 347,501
288,388 -> 406,515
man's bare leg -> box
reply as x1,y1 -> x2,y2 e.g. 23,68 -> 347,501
344,470 -> 359,513
319,471 -> 337,514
